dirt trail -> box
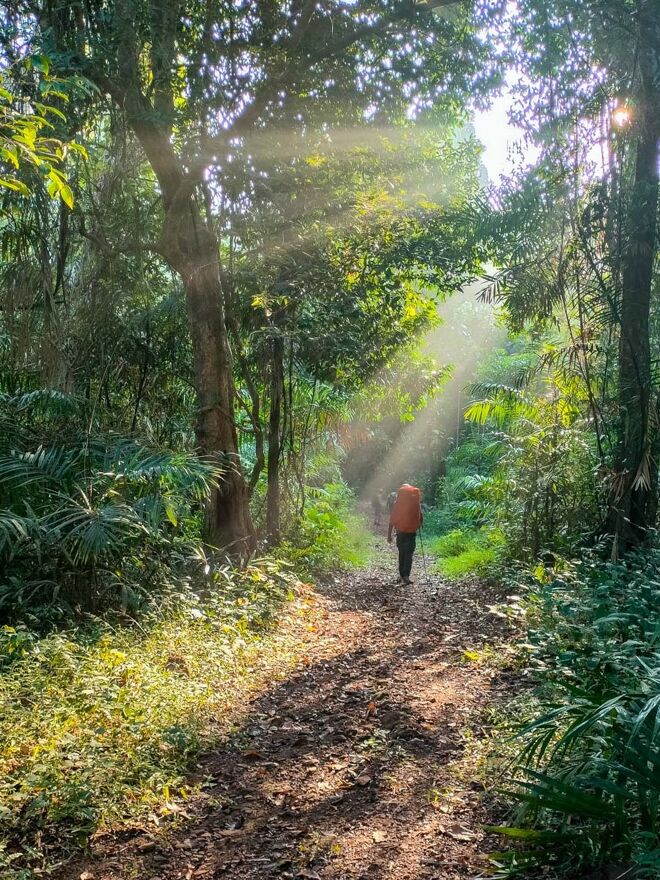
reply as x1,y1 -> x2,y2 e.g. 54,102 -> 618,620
66,538 -> 518,880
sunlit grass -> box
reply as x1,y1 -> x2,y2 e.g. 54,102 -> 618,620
0,563 -> 317,877
431,527 -> 504,579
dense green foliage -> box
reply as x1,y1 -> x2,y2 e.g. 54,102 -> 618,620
280,481 -> 372,574
0,386 -> 219,621
432,342 -> 601,559
0,55 -> 85,202
431,527 -> 503,579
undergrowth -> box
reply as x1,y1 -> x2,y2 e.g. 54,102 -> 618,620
0,558 -> 315,879
280,481 -> 371,574
490,548 -> 660,878
431,527 -> 504,579
0,395 -> 368,878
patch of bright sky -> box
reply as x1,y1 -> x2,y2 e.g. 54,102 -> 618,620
469,1 -> 540,185
472,82 -> 540,184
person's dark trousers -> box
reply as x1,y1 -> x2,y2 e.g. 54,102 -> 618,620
396,530 -> 416,579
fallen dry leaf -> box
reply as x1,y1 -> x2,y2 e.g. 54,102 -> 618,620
444,823 -> 476,841
372,830 -> 387,843
355,774 -> 372,786
242,748 -> 265,759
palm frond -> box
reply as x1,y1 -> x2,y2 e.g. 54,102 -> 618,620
8,388 -> 84,418
44,496 -> 148,565
0,509 -> 31,550
0,446 -> 79,490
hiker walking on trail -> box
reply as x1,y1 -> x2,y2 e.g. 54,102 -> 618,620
387,483 -> 423,585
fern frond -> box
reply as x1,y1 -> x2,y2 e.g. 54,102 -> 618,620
44,497 -> 148,565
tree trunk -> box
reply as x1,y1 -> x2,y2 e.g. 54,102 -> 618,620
225,309 -> 265,498
160,196 -> 255,556
266,334 -> 284,544
609,2 -> 659,556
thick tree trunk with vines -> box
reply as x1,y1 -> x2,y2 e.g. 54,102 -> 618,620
47,0 -> 254,556
93,1 -> 257,557
159,199 -> 255,556
608,1 -> 659,556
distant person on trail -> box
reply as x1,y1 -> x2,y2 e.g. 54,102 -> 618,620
386,490 -> 397,513
371,493 -> 383,529
387,483 -> 423,585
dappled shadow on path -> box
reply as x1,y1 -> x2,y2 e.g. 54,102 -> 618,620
59,545 -> 518,880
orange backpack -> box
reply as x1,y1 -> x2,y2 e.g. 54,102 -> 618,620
389,484 -> 422,533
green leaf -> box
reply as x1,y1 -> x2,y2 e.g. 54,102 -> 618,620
32,54 -> 50,75
59,183 -> 74,209
67,142 -> 89,160
0,177 -> 29,194
34,102 -> 67,122
1,144 -> 19,168
483,826 -> 566,841
164,500 -> 178,527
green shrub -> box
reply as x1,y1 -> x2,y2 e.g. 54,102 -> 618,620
432,527 -> 473,557
431,527 -> 503,579
0,388 -> 219,621
438,545 -> 497,579
421,505 -> 456,538
279,481 -> 371,574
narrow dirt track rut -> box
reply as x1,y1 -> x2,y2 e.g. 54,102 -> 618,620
68,538 -> 518,880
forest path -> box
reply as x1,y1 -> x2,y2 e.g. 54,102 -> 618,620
66,537 -> 518,880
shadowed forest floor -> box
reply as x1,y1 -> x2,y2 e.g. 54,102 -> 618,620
60,537 -> 520,880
